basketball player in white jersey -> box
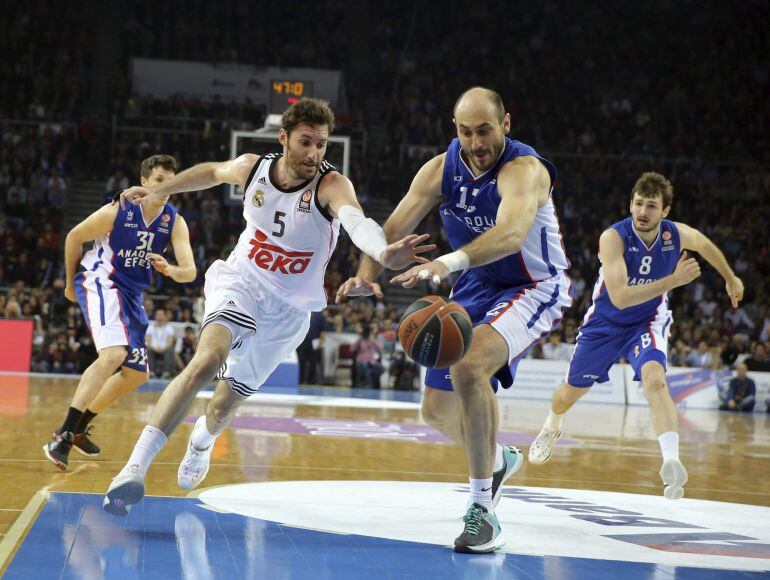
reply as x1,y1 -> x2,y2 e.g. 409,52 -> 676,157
103,98 -> 434,515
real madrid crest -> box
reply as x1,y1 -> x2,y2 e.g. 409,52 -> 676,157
252,190 -> 264,207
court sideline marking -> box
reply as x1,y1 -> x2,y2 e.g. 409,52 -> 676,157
0,491 -> 48,575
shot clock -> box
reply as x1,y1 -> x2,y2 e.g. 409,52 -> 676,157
268,80 -> 314,114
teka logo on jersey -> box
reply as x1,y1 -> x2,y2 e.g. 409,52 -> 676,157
248,230 -> 314,274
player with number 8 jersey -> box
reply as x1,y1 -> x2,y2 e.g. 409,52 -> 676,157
43,155 -> 197,471
529,172 -> 745,502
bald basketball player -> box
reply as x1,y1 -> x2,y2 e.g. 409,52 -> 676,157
337,87 -> 572,553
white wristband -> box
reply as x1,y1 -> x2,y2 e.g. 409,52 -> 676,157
435,250 -> 470,273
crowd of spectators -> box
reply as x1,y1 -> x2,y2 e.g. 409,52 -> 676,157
1,1 -> 768,393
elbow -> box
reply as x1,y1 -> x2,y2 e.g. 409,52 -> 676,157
180,269 -> 197,283
606,289 -> 628,310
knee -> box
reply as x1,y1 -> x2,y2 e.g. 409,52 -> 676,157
643,373 -> 668,395
210,400 -> 235,424
450,359 -> 488,395
421,397 -> 447,427
187,348 -> 226,383
98,348 -> 127,370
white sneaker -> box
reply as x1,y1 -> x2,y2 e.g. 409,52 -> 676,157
178,437 -> 213,490
103,465 -> 145,516
660,458 -> 688,500
528,428 -> 561,465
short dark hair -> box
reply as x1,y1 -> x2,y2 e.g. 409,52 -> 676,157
632,172 -> 674,209
453,86 -> 505,123
281,98 -> 335,135
140,154 -> 177,179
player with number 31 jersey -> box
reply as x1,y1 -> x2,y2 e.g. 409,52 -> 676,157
43,155 -> 196,472
529,172 -> 745,502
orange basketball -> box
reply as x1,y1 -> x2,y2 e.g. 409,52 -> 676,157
397,295 -> 473,368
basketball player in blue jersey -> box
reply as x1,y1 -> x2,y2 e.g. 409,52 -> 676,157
338,87 -> 572,553
43,155 -> 196,471
528,172 -> 744,500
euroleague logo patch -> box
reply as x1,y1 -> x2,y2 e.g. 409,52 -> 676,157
161,213 -> 171,223
297,190 -> 312,213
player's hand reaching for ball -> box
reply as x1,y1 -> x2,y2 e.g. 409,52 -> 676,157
148,253 -> 172,277
670,251 -> 701,289
120,186 -> 155,209
390,260 -> 450,289
335,277 -> 383,303
378,233 -> 436,271
725,276 -> 744,308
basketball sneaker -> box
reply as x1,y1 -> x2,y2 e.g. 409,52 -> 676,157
43,431 -> 74,471
660,458 -> 688,500
178,437 -> 213,490
491,446 -> 524,508
103,465 -> 145,516
72,425 -> 101,456
453,503 -> 505,554
528,427 -> 561,465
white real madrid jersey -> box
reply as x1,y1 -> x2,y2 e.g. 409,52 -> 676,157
228,153 -> 340,311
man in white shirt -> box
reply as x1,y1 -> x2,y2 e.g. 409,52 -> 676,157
146,309 -> 177,378
542,333 -> 572,361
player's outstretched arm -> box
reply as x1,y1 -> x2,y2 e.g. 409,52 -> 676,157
675,222 -> 744,307
320,171 -> 437,300
121,154 -> 260,208
335,154 -> 443,302
600,228 -> 701,309
147,215 -> 197,283
391,155 -> 546,288
63,204 -> 118,301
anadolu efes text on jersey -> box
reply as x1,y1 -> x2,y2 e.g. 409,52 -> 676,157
229,154 -> 339,311
439,137 -> 568,287
588,217 -> 681,326
80,202 -> 178,294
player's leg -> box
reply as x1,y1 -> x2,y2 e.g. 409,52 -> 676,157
639,360 -> 687,499
88,366 -> 150,414
178,381 -> 246,490
628,312 -> 687,499
448,324 -> 511,553
529,316 -> 621,464
177,300 -> 311,491
421,387 -> 464,443
103,322 -> 232,515
528,382 -> 588,464
43,345 -> 126,470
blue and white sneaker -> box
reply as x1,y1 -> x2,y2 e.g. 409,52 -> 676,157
103,465 -> 145,516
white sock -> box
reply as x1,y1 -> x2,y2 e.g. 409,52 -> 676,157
190,415 -> 217,451
658,431 -> 679,462
123,425 -> 168,477
493,444 -> 505,472
544,409 -> 565,432
468,477 -> 493,509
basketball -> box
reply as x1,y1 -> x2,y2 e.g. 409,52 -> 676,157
398,295 -> 473,368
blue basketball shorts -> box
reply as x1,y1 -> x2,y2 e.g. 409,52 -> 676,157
74,270 -> 149,371
425,271 -> 572,392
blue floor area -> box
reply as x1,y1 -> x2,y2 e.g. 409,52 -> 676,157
5,493 -> 764,579
138,378 -> 423,403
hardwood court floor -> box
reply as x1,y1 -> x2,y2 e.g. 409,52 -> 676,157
0,373 -> 768,578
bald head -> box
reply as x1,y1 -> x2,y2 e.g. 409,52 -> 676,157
453,87 -> 505,123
